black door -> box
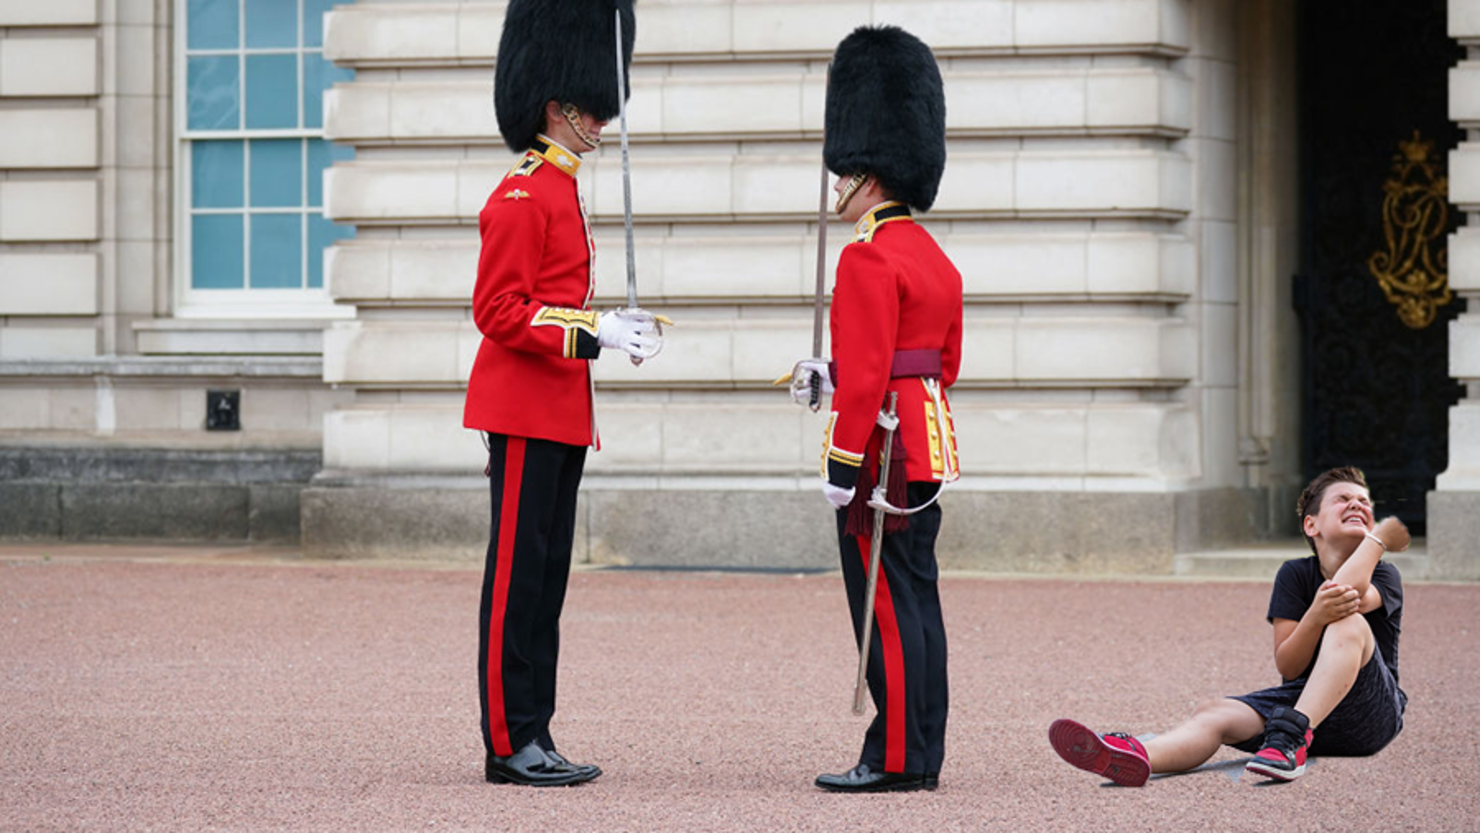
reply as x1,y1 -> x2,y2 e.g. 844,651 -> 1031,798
1295,0 -> 1464,533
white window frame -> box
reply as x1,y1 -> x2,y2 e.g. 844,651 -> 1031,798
172,0 -> 353,320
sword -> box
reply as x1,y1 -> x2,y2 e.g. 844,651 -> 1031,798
853,391 -> 900,715
614,7 -> 645,366
807,65 -> 832,411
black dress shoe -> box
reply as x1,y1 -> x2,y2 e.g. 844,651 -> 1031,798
815,764 -> 927,793
544,748 -> 602,781
923,771 -> 939,791
485,742 -> 598,786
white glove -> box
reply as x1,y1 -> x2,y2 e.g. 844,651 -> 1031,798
789,358 -> 834,406
823,481 -> 855,510
598,309 -> 662,360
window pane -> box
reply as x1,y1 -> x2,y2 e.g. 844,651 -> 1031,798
187,0 -> 239,51
303,0 -> 336,48
307,138 -> 353,207
250,139 -> 302,207
308,212 -> 355,288
245,54 -> 299,129
302,51 -> 353,129
250,214 -> 304,288
245,0 -> 298,48
187,56 -> 241,130
192,214 -> 245,289
192,141 -> 245,208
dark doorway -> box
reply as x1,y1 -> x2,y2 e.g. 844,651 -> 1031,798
1295,0 -> 1464,533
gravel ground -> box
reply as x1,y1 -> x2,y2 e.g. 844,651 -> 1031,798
1,544 -> 1475,832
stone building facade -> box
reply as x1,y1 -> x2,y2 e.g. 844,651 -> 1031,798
1,0 -> 1477,579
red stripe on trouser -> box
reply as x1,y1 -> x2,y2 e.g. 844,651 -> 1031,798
485,436 -> 526,756
856,532 -> 907,773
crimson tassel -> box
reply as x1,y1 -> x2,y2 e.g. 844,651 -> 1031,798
844,429 -> 911,537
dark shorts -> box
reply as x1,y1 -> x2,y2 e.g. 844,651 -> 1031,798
1228,645 -> 1407,757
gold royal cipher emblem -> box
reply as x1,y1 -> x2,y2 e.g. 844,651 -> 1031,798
1367,130 -> 1452,330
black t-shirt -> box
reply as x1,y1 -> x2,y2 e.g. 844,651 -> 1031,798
1266,555 -> 1403,685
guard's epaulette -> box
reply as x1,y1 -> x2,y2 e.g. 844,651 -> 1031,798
509,151 -> 543,178
853,201 -> 913,243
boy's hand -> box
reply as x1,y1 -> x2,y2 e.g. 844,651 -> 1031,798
1370,516 -> 1411,553
1309,580 -> 1361,625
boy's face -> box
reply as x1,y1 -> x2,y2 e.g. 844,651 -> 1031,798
1304,481 -> 1374,552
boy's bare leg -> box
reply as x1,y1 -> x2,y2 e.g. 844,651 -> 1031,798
1142,698 -> 1264,773
1291,612 -> 1376,727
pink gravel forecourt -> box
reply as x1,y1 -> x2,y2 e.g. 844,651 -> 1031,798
1,544 -> 1476,832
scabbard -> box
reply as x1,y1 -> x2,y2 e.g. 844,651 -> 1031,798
852,391 -> 899,715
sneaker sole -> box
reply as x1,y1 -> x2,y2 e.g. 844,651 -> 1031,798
1048,719 -> 1150,787
1244,758 -> 1306,781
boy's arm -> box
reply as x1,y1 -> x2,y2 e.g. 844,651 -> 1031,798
1271,579 -> 1360,680
1332,516 -> 1409,613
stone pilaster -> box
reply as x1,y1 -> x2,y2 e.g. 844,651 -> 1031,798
1429,0 -> 1480,579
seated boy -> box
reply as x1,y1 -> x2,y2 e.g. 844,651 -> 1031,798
1049,466 -> 1409,784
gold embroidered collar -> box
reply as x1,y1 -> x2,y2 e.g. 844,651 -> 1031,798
531,135 -> 583,176
853,201 -> 912,241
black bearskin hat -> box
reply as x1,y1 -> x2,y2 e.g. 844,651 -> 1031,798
824,25 -> 946,211
494,0 -> 636,152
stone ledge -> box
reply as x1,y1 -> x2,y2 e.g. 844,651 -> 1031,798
328,232 -> 1194,305
300,480 -> 1271,573
325,68 -> 1189,145
0,481 -> 305,543
323,150 -> 1193,226
0,446 -> 324,543
0,357 -> 323,379
323,0 -> 1189,68
1174,544 -> 1432,582
0,445 -> 321,484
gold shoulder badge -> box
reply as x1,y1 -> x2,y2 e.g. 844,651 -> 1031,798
504,189 -> 531,200
510,152 -> 543,178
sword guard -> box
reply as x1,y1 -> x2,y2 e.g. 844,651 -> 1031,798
867,495 -> 906,515
875,409 -> 899,431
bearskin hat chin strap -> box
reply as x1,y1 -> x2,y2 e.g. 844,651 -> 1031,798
561,103 -> 602,149
834,173 -> 867,214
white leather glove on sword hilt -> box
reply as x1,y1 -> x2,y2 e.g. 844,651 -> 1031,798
788,358 -> 834,405
598,308 -> 665,360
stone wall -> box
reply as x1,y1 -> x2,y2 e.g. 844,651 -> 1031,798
304,0 -> 1281,569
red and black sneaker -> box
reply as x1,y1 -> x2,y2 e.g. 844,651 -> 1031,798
1048,718 -> 1151,787
1245,707 -> 1313,781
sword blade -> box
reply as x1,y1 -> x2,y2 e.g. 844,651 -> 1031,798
615,8 -> 637,310
812,159 -> 829,358
809,64 -> 832,411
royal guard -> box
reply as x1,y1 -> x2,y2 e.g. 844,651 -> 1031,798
467,0 -> 660,787
790,25 -> 962,792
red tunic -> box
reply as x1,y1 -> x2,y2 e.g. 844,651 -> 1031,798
824,202 -> 962,487
463,137 -> 603,448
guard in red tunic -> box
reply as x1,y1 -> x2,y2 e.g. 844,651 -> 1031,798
466,0 -> 660,788
792,25 -> 962,793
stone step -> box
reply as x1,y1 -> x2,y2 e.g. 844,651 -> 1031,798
1174,540 -> 1429,581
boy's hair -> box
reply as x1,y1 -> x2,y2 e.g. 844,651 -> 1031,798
1296,466 -> 1369,554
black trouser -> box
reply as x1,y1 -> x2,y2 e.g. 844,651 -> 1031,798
478,433 -> 586,758
836,482 -> 948,775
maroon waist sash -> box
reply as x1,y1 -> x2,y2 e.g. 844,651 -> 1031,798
828,348 -> 942,386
